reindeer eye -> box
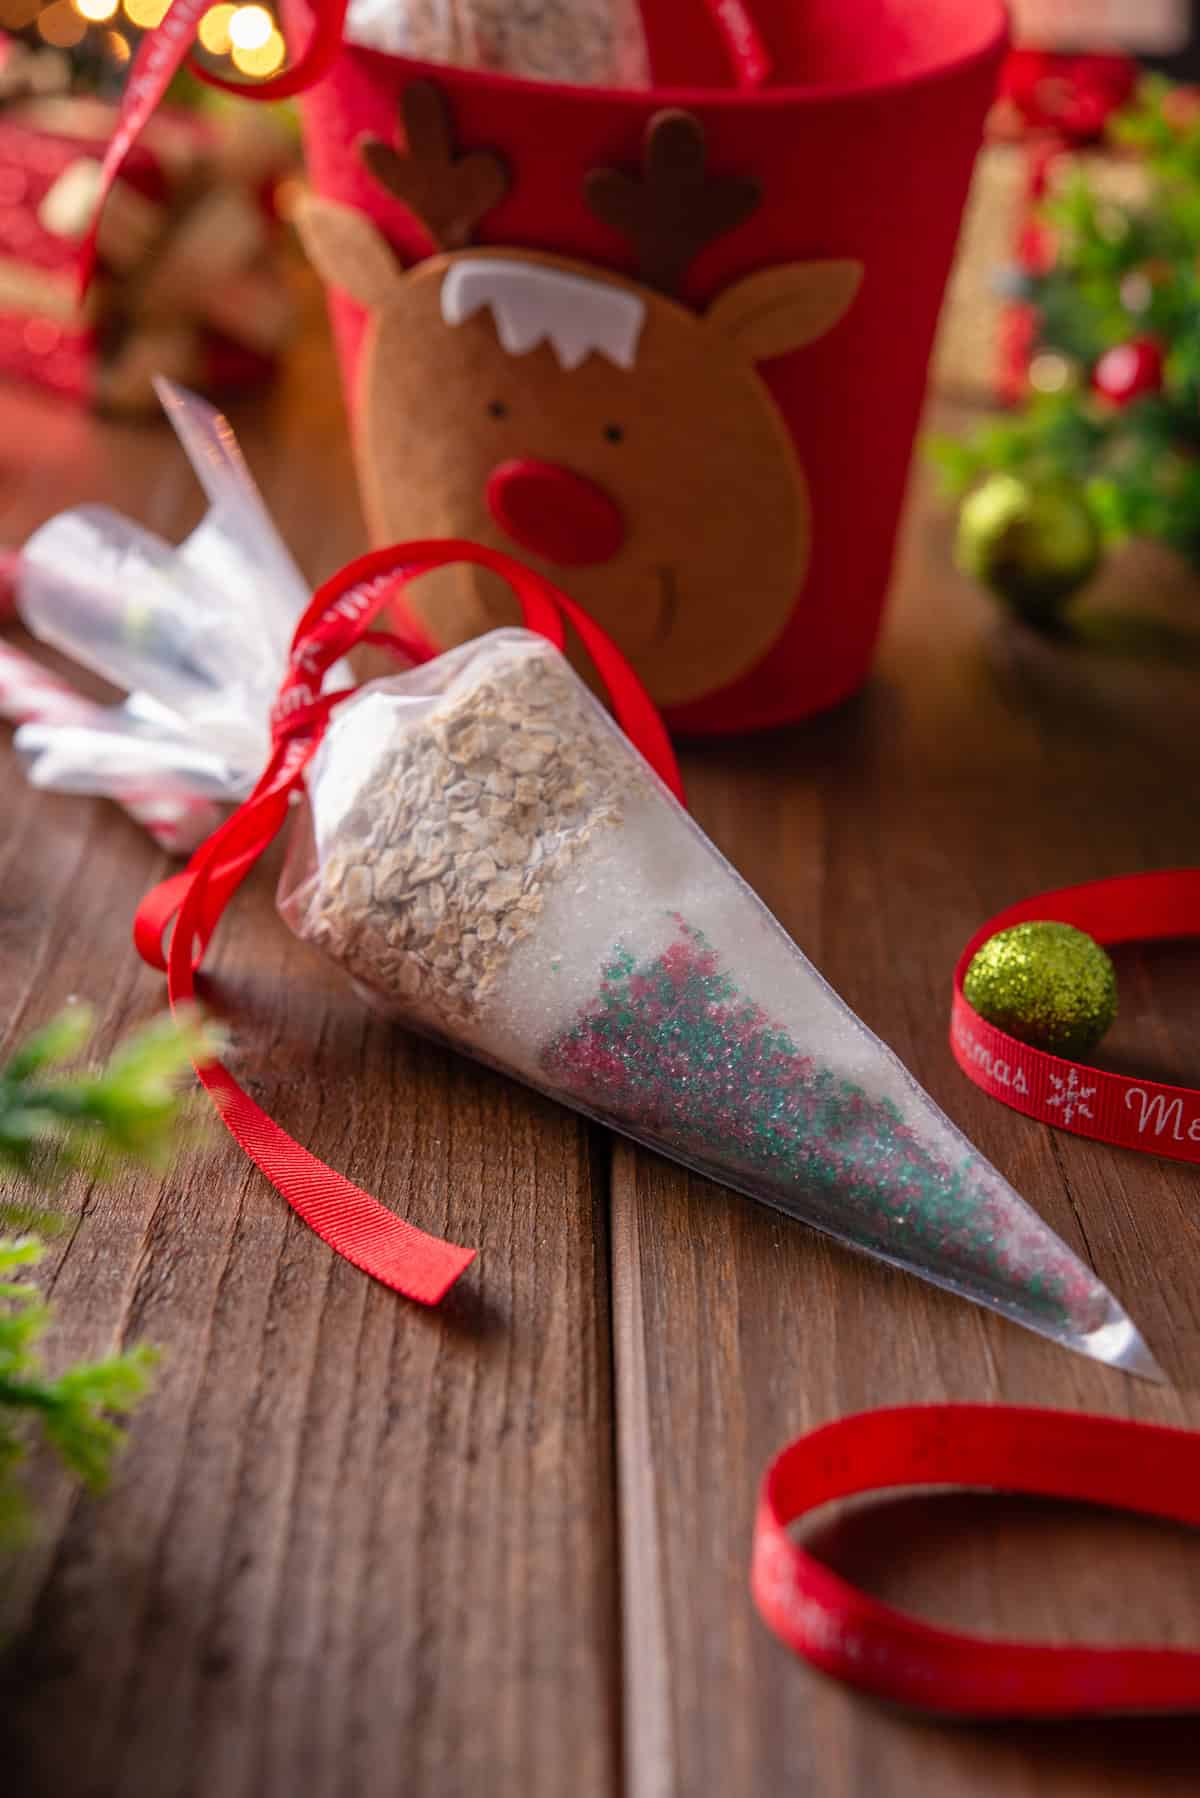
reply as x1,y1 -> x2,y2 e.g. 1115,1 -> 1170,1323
604,424 -> 624,444
488,400 -> 508,420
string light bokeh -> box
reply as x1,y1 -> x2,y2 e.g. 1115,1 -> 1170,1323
0,0 -> 286,81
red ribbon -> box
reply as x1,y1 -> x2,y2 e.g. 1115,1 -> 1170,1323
951,871 -> 1200,1163
703,0 -> 772,89
135,538 -> 683,1304
752,1404 -> 1200,1716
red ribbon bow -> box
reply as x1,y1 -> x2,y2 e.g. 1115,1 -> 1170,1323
135,538 -> 683,1304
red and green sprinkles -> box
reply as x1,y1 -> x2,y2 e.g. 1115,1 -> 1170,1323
540,920 -> 1105,1332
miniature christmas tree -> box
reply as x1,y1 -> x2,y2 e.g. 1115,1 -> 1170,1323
934,78 -> 1200,628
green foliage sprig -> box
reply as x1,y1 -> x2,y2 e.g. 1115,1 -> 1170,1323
0,1236 -> 153,1539
0,1006 -> 218,1536
0,1006 -> 215,1181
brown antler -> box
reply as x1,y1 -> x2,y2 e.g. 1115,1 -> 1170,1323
359,82 -> 509,252
585,111 -> 761,295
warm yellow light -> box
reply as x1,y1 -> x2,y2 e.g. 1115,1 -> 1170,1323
228,3 -> 272,49
105,24 -> 130,57
122,0 -> 170,25
196,1 -> 235,51
231,24 -> 284,74
37,0 -> 86,44
74,0 -> 119,20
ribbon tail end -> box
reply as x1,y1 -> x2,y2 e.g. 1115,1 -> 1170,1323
403,1242 -> 477,1306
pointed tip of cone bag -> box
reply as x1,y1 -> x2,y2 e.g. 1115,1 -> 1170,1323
1116,1329 -> 1166,1384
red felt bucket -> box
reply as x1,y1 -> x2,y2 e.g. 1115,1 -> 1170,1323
290,0 -> 1006,734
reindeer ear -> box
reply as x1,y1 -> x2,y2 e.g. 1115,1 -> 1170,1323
707,261 -> 862,364
292,194 -> 402,312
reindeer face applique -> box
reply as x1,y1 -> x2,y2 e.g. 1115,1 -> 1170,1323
298,86 -> 862,708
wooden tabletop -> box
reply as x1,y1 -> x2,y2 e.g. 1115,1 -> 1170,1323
2,296 -> 1200,1798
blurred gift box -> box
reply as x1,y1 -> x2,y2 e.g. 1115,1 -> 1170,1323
0,69 -> 297,413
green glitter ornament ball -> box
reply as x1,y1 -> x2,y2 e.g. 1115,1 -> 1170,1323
964,922 -> 1118,1057
955,474 -> 1101,630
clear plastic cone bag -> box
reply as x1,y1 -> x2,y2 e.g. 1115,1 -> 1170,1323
279,626 -> 1158,1377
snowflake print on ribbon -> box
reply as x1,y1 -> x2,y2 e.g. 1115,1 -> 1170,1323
1047,1068 -> 1097,1128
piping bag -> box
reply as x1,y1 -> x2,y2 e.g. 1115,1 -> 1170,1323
17,385 -> 1161,1377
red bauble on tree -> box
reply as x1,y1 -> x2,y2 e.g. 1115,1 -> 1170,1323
1092,338 -> 1165,407
998,49 -> 1138,146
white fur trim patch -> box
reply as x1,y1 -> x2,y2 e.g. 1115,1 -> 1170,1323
440,258 -> 645,371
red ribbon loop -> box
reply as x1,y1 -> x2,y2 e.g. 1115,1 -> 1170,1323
135,539 -> 683,1304
701,0 -> 772,88
951,871 -> 1200,1163
752,1404 -> 1200,1717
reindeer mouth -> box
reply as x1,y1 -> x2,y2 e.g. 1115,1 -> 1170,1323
650,566 -> 680,649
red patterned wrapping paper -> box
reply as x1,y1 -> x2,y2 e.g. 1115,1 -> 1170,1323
0,98 -> 292,411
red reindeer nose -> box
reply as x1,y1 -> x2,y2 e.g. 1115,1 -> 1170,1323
486,459 -> 625,567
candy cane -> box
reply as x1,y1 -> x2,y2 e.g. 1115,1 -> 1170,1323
0,637 -> 221,854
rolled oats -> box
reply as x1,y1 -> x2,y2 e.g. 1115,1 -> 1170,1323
294,635 -> 627,1029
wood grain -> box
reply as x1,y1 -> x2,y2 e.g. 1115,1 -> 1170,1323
612,412 -> 1200,1797
0,283 -> 620,1798
1,303 -> 1199,1798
